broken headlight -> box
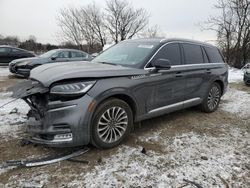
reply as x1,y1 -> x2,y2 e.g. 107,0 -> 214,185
50,81 -> 96,96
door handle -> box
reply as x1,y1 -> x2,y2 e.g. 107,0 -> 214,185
175,71 -> 183,77
206,69 -> 212,74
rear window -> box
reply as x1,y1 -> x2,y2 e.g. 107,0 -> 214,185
204,47 -> 224,63
0,47 -> 11,53
71,51 -> 86,58
182,44 -> 203,64
12,48 -> 23,52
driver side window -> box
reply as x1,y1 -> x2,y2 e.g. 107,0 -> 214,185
153,43 -> 181,66
57,51 -> 70,58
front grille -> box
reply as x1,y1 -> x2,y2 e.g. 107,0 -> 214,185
53,124 -> 71,130
39,134 -> 54,141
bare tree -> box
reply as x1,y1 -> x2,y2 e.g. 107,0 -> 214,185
138,25 -> 164,38
57,8 -> 85,49
57,0 -> 149,49
203,0 -> 250,68
105,0 -> 149,43
79,3 -> 107,47
58,4 -> 107,50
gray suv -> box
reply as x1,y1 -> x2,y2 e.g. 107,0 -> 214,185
11,38 -> 228,148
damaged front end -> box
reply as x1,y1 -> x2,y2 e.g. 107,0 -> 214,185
9,79 -> 93,147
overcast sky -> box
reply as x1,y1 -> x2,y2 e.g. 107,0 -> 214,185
0,0 -> 220,45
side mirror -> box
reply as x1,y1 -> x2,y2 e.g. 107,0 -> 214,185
152,59 -> 171,70
51,56 -> 57,60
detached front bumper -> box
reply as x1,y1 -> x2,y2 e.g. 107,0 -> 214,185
25,94 -> 94,147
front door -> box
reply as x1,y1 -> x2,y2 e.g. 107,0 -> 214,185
146,43 -> 186,113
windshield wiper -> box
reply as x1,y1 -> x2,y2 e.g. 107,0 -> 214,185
97,61 -> 119,66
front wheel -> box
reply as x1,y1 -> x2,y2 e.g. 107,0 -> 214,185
91,98 -> 133,149
201,82 -> 222,113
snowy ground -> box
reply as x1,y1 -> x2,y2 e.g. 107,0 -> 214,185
228,67 -> 244,83
0,67 -> 10,77
0,67 -> 249,187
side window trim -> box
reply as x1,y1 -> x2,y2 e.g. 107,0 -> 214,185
201,46 -> 210,63
182,43 -> 204,65
149,42 -> 182,67
180,43 -> 186,65
178,43 -> 184,65
145,42 -> 177,69
144,41 -> 222,69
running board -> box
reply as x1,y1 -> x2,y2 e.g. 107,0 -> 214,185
1,147 -> 89,168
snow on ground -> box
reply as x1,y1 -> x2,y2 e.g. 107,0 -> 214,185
228,67 -> 244,83
0,65 -> 249,187
0,92 -> 29,137
68,127 -> 249,188
221,88 -> 250,119
0,67 -> 10,77
3,172 -> 50,188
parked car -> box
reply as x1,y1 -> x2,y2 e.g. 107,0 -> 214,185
11,38 -> 228,148
243,63 -> 250,85
0,45 -> 35,66
9,49 -> 92,77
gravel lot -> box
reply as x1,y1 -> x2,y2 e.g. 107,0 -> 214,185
0,68 -> 249,187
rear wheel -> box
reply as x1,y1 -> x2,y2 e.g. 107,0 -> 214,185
201,82 -> 222,113
91,98 -> 133,149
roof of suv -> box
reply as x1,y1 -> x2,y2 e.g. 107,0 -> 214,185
125,38 -> 215,48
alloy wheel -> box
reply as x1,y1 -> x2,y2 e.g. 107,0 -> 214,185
97,106 -> 128,143
207,86 -> 220,110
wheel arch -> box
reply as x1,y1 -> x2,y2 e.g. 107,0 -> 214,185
92,88 -> 139,121
213,79 -> 224,93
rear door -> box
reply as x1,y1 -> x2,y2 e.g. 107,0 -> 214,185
181,43 -> 210,106
70,51 -> 89,61
10,48 -> 27,59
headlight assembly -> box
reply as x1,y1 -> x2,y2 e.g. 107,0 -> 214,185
50,81 -> 96,96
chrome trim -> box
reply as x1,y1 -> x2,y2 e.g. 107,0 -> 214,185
144,40 -> 224,70
171,63 -> 225,68
50,84 -> 93,95
48,105 -> 77,112
145,63 -> 225,71
148,98 -> 201,114
144,41 -> 176,70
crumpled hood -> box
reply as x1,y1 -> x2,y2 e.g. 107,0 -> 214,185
30,61 -> 147,87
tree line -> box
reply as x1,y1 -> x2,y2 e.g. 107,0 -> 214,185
204,0 -> 250,68
0,35 -> 102,54
57,0 -> 161,50
1,0 -> 249,68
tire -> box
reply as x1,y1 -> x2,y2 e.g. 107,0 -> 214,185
91,98 -> 133,149
201,82 -> 222,113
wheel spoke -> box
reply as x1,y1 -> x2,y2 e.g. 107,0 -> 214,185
101,114 -> 109,122
114,127 -> 123,137
112,128 -> 117,141
98,125 -> 109,132
116,115 -> 127,122
100,126 -> 110,138
107,109 -> 112,120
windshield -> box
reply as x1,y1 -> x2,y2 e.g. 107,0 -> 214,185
39,49 -> 59,58
92,41 -> 158,67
